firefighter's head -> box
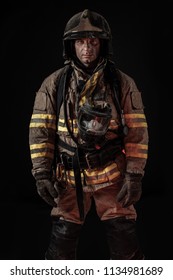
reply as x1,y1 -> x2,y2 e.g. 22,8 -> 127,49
63,9 -> 113,66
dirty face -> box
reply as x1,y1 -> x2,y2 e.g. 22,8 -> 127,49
74,38 -> 100,67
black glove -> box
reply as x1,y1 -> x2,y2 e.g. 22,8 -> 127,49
36,179 -> 59,207
117,173 -> 142,208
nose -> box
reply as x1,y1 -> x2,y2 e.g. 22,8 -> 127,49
83,41 -> 91,49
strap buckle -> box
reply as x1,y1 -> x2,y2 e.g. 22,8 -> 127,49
85,153 -> 93,170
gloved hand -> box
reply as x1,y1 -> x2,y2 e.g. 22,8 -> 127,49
117,173 -> 142,208
36,179 -> 59,207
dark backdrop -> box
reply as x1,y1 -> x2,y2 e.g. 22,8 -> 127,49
1,0 -> 173,260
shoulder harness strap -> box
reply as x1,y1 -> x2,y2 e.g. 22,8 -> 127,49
107,61 -> 128,136
56,64 -> 71,118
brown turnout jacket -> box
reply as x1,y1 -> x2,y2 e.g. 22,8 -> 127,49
29,59 -> 148,190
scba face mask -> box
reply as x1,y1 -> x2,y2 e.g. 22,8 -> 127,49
77,103 -> 112,143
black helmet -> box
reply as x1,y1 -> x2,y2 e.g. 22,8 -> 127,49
77,102 -> 112,143
63,9 -> 113,60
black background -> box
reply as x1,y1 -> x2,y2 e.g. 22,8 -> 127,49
1,0 -> 173,260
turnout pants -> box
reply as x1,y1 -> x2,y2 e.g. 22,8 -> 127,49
46,183 -> 143,259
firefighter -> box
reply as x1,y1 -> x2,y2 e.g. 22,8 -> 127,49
29,9 -> 149,259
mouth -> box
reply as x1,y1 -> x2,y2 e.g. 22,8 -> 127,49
83,56 -> 91,59
82,54 -> 92,58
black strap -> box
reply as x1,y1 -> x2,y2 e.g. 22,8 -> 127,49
57,136 -> 77,153
107,61 -> 122,116
107,61 -> 127,136
56,64 -> 71,118
72,149 -> 84,221
53,65 -> 71,166
55,64 -> 85,221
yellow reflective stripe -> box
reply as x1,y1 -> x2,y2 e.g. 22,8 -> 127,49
124,113 -> 146,119
125,152 -> 148,159
58,118 -> 78,132
57,126 -> 68,132
30,143 -> 54,150
30,123 -> 56,129
86,171 -> 120,184
127,122 -> 148,128
66,162 -> 120,185
108,171 -> 120,181
59,118 -> 78,124
66,171 -> 84,185
85,163 -> 120,184
126,143 -> 148,149
87,177 -> 107,184
66,171 -> 120,185
58,126 -> 79,133
84,162 -> 116,176
30,114 -> 56,128
31,152 -> 54,159
31,114 -> 56,120
125,143 -> 148,159
124,113 -> 147,128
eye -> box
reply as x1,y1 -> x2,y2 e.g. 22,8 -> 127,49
90,38 -> 100,46
75,39 -> 83,45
